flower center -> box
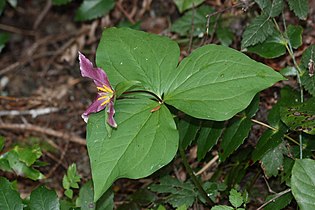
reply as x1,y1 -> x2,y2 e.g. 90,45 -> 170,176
97,85 -> 114,106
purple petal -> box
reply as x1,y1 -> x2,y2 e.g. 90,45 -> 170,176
78,52 -> 112,88
81,95 -> 105,123
107,100 -> 117,128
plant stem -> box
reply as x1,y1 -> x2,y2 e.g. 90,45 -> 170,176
250,119 -> 299,145
179,146 -> 214,206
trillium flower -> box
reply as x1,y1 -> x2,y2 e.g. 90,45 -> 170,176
79,52 -> 117,128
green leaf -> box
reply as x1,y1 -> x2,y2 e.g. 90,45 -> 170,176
0,136 -> 4,151
286,25 -> 303,49
211,206 -> 234,210
149,176 -> 197,208
202,182 -> 226,202
96,27 -> 180,97
115,80 -> 142,98
0,0 -> 5,15
0,177 -> 23,210
130,189 -> 156,206
241,15 -> 274,48
291,159 -> 315,210
229,189 -> 243,208
96,188 -> 114,210
287,0 -> 308,20
280,97 -> 315,135
264,192 -> 293,210
171,5 -> 215,37
77,181 -> 95,210
29,186 -> 60,210
87,99 -> 178,201
0,32 -> 10,53
219,96 -> 259,161
197,121 -> 224,161
164,44 -> 283,121
300,45 -> 315,96
280,66 -> 298,76
261,142 -> 288,177
246,36 -> 286,58
216,25 -> 233,47
177,117 -> 200,149
15,145 -> 42,166
75,0 -> 115,21
258,0 -> 283,17
6,151 -> 44,180
52,0 -> 72,5
173,0 -> 205,13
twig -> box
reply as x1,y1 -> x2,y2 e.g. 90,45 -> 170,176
0,123 -> 86,145
33,0 -> 52,29
0,107 -> 59,118
45,140 -> 69,179
179,146 -> 214,206
195,155 -> 219,176
0,51 -> 55,76
116,0 -> 136,24
0,23 -> 35,36
257,189 -> 291,210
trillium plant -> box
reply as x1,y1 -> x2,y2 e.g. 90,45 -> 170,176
80,27 -> 283,201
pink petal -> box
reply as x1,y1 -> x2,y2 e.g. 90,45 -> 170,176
78,52 -> 112,88
107,100 -> 117,128
81,95 -> 105,123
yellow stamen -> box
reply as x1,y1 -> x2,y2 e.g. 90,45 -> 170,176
97,95 -> 110,101
97,85 -> 113,93
100,98 -> 111,106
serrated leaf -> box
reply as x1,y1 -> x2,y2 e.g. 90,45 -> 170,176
197,121 -> 224,161
164,44 -> 283,121
149,176 -> 197,208
96,27 -> 180,97
255,0 -> 270,10
252,126 -> 286,163
171,5 -> 215,37
173,0 -> 205,13
219,96 -> 259,161
261,142 -> 288,177
300,45 -> 315,96
75,0 -> 115,21
287,0 -> 308,20
291,159 -> 315,210
15,145 -> 42,166
286,25 -> 303,49
264,191 -> 293,210
6,151 -> 44,180
280,97 -> 315,135
241,15 -> 274,48
229,189 -> 243,208
87,99 -> 178,201
29,186 -> 60,210
0,177 -> 23,210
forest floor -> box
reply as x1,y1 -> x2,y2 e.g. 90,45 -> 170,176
0,0 -> 315,209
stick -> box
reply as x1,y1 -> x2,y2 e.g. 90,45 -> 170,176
0,123 -> 86,145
